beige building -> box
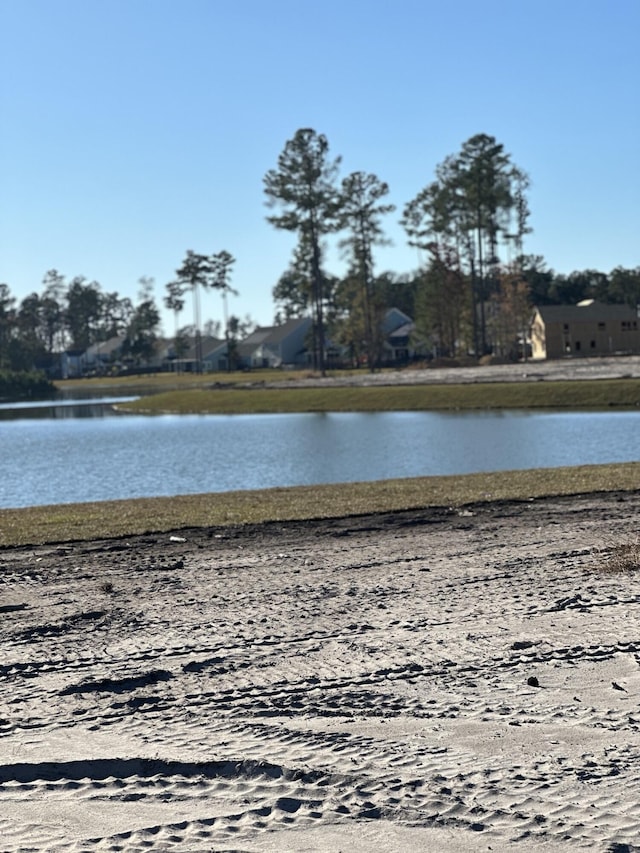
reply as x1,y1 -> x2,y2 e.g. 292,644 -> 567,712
531,300 -> 640,360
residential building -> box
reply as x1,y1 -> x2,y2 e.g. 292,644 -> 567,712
381,308 -> 415,364
235,317 -> 312,368
83,336 -> 125,373
167,336 -> 228,372
531,300 -> 640,359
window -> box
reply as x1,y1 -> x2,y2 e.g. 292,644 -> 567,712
563,323 -> 570,331
590,340 -> 596,348
575,341 -> 581,351
598,322 -> 606,330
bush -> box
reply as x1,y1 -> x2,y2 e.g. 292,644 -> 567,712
0,369 -> 55,401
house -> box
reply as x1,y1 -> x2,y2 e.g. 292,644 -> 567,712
149,338 -> 176,369
380,308 -> 431,364
381,308 -> 415,364
531,300 -> 640,360
167,336 -> 228,372
59,349 -> 86,379
83,336 -> 125,373
235,317 -> 313,368
58,337 -> 126,378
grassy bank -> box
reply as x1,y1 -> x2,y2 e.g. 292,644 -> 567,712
55,368 -> 315,394
1,463 -> 638,547
119,378 -> 640,415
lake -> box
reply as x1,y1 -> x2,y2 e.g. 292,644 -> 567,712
0,400 -> 639,509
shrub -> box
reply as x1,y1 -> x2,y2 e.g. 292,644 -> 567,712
0,369 -> 55,401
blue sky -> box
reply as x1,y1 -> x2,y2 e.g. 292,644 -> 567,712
1,0 -> 638,333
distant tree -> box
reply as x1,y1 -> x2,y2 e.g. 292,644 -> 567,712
489,265 -> 532,360
500,168 -> 532,266
210,250 -> 237,372
548,272 -> 591,305
403,133 -> 530,354
548,269 -> 612,305
264,128 -> 342,374
375,271 -> 421,319
413,247 -> 469,358
0,283 -> 16,368
123,278 -> 160,365
520,255 -> 556,305
66,277 -> 102,349
40,270 -> 67,353
164,280 -> 185,329
333,271 -> 374,367
272,239 -> 316,322
518,263 -> 640,310
228,313 -> 254,338
203,318 -> 222,337
13,293 -> 48,370
273,267 -> 309,323
174,250 -> 212,372
338,171 -> 395,371
164,279 -> 186,369
226,314 -> 254,370
173,326 -> 191,361
608,266 -> 640,308
100,291 -> 133,339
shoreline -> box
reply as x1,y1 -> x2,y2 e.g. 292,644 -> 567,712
2,463 -> 640,548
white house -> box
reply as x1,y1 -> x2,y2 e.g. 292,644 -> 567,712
236,317 -> 313,368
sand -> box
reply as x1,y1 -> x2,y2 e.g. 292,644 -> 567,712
1,489 -> 640,851
265,354 -> 640,387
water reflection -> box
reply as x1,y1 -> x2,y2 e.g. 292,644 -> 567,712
0,397 -> 138,420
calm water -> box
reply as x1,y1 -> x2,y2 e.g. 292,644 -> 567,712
0,403 -> 638,508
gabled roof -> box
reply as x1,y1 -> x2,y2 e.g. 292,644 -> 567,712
240,328 -> 272,348
152,337 -> 174,357
388,321 -> 414,339
85,336 -> 124,357
239,317 -> 311,352
535,301 -> 637,323
263,316 -> 311,345
183,336 -> 226,359
382,308 -> 413,335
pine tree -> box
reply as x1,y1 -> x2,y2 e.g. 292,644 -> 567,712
264,129 -> 342,374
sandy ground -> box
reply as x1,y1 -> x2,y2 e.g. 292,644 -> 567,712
267,354 -> 640,387
2,490 -> 640,851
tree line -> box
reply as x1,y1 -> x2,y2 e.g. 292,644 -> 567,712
2,129 -> 639,377
265,129 -> 640,370
0,249 -> 244,375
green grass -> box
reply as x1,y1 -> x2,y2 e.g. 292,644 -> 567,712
55,368 -> 333,394
5,375 -> 638,548
1,462 -> 638,547
118,378 -> 640,415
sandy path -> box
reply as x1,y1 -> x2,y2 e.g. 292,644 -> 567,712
266,354 -> 640,387
1,491 -> 640,851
